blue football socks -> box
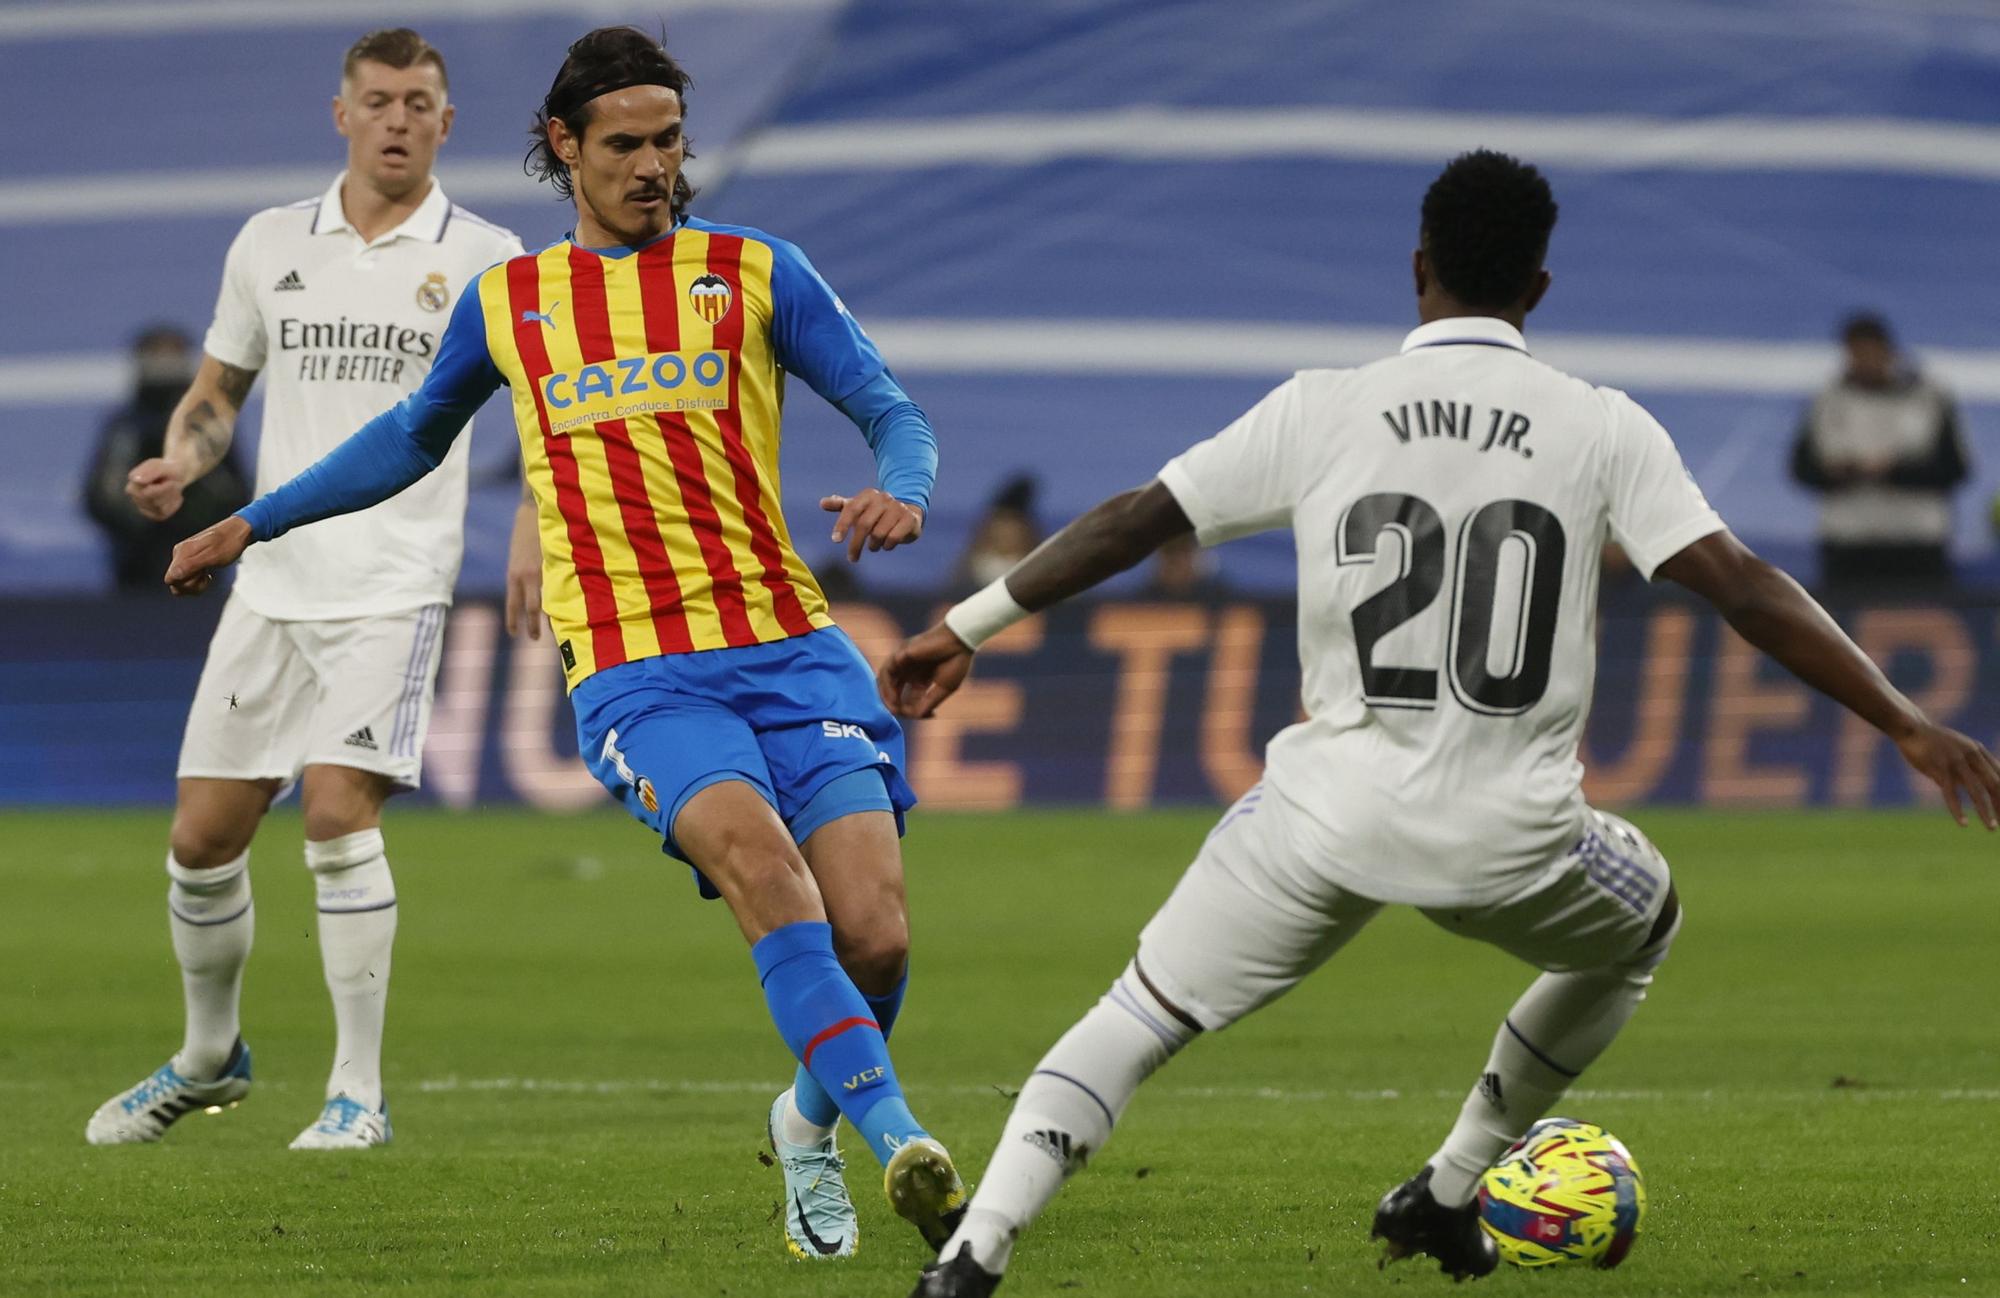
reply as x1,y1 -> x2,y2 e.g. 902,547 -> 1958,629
792,967 -> 907,1129
753,922 -> 926,1166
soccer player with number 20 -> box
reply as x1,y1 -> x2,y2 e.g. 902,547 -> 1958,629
884,151 -> 2000,1296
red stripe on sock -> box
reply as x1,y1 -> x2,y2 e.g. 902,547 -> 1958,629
800,1016 -> 880,1070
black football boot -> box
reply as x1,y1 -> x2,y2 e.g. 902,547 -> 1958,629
908,1242 -> 1003,1297
1370,1165 -> 1499,1281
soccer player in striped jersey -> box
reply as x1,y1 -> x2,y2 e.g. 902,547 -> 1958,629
165,25 -> 961,1260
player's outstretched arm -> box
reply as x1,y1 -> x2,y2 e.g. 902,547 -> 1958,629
820,372 -> 937,563
1658,529 -> 2000,828
879,480 -> 1192,718
162,281 -> 504,596
126,356 -> 257,521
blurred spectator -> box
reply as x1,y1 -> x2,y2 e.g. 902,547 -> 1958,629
952,473 -> 1041,592
82,326 -> 250,591
814,550 -> 866,601
1143,531 -> 1227,600
1791,313 -> 1970,588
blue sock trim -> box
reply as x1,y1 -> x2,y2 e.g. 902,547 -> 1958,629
1033,1068 -> 1116,1128
169,900 -> 252,928
317,898 -> 399,915
752,920 -> 836,985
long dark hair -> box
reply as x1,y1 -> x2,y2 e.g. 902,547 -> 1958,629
526,26 -> 696,213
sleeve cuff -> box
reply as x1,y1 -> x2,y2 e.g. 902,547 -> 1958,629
1155,460 -> 1217,543
1632,514 -> 1728,581
201,334 -> 263,375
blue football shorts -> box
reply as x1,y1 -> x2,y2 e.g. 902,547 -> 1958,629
570,626 -> 917,896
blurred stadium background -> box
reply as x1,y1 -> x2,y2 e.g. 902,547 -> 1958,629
4,0 -> 1999,812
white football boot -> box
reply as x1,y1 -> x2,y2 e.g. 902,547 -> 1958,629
86,1039 -> 252,1145
885,1136 -> 968,1251
768,1090 -> 859,1259
289,1094 -> 392,1150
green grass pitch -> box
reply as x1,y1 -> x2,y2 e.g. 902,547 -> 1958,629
2,806 -> 1995,1296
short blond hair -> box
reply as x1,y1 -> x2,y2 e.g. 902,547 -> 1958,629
342,27 -> 448,93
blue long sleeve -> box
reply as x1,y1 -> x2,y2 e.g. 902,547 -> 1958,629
237,279 -> 504,542
833,369 -> 937,514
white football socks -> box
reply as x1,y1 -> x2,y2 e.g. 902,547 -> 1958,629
167,851 -> 254,1079
1427,925 -> 1675,1207
305,828 -> 397,1110
944,961 -> 1199,1274
777,1087 -> 837,1147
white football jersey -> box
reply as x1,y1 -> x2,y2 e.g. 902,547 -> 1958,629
1158,316 -> 1724,906
203,173 -> 523,620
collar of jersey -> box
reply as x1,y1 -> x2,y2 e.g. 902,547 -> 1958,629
1400,317 -> 1528,355
568,216 -> 690,260
311,171 -> 452,245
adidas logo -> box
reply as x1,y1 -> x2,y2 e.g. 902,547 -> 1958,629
1479,1071 -> 1506,1112
274,270 -> 306,292
1023,1127 -> 1076,1169
343,725 -> 378,750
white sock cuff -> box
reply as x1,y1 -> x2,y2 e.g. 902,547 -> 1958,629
305,828 -> 386,873
166,850 -> 248,892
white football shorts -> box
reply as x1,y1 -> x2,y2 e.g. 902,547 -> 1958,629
1135,782 -> 1677,1032
176,593 -> 449,791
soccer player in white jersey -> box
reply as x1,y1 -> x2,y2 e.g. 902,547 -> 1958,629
86,29 -> 523,1151
883,151 -> 2000,1295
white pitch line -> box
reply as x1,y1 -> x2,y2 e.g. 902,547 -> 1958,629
404,1077 -> 2000,1104
9,1074 -> 1992,1101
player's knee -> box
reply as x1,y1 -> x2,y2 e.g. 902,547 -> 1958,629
300,768 -> 392,844
301,788 -> 385,844
834,919 -> 909,997
302,807 -> 372,844
168,814 -> 256,870
710,830 -> 816,903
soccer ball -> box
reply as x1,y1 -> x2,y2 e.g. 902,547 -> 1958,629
1476,1118 -> 1646,1268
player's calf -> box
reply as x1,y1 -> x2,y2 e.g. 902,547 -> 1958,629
1425,888 -> 1681,1208
928,960 -> 1197,1282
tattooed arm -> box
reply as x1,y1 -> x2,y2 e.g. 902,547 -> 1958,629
126,356 -> 258,521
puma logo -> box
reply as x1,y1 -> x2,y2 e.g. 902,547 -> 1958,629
520,299 -> 561,328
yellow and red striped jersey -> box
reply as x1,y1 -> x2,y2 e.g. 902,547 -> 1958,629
474,220 -> 887,689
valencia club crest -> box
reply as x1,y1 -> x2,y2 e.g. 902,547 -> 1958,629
689,273 -> 733,323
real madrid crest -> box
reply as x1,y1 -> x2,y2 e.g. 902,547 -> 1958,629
416,271 -> 449,313
689,273 -> 733,323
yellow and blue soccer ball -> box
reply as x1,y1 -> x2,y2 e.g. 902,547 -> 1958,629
1476,1118 -> 1646,1268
